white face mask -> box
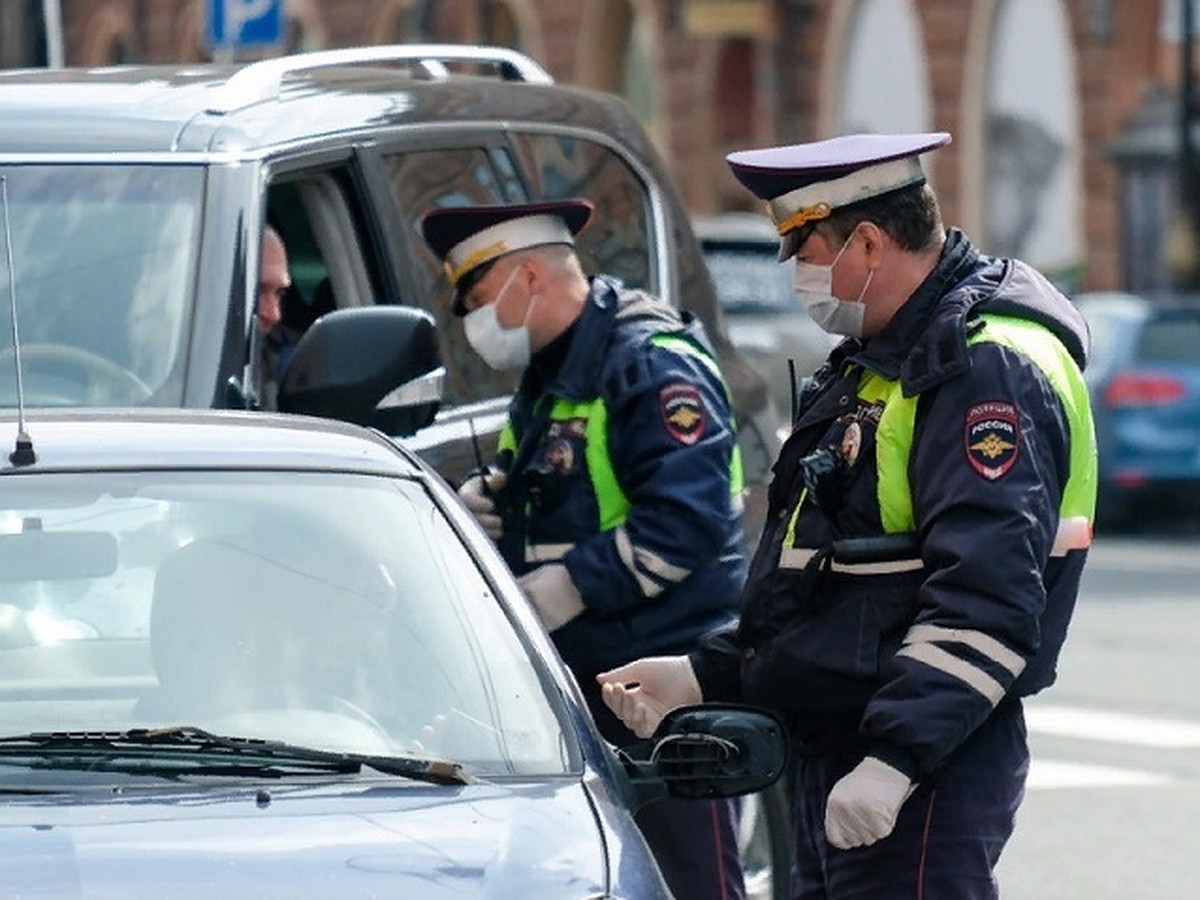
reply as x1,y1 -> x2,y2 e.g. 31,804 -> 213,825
793,232 -> 873,338
463,267 -> 531,370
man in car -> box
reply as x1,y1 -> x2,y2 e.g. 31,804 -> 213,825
597,132 -> 1098,898
421,198 -> 748,900
256,224 -> 304,407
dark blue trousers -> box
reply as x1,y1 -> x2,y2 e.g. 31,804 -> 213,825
790,701 -> 1028,899
636,795 -> 746,900
583,675 -> 745,899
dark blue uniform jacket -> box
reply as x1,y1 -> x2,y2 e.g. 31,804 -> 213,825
496,276 -> 745,697
692,229 -> 1093,779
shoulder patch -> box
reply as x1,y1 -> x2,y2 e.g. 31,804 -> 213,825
660,382 -> 707,445
965,401 -> 1019,480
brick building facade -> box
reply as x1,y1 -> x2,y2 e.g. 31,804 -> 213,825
2,0 -> 1196,292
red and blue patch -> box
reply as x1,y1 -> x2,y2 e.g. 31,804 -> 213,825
964,401 -> 1020,480
659,383 -> 707,445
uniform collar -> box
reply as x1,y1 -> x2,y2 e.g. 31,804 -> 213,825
524,276 -> 620,400
846,228 -> 980,385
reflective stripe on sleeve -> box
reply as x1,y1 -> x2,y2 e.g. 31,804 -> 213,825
895,642 -> 1007,706
895,624 -> 1026,706
903,624 -> 1025,677
777,547 -> 924,574
525,543 -> 576,564
1050,515 -> 1092,557
614,526 -> 689,598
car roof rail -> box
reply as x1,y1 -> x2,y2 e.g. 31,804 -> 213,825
206,43 -> 553,115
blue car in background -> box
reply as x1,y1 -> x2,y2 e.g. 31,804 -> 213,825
1075,291 -> 1200,529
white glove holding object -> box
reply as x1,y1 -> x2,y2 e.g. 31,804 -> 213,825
824,756 -> 915,850
595,656 -> 702,738
457,469 -> 507,541
518,564 -> 586,633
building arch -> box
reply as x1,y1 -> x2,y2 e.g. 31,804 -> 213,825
75,4 -> 135,65
576,0 -> 661,144
175,0 -> 205,62
839,0 -> 932,134
486,0 -> 546,62
970,0 -> 1082,286
284,0 -> 327,52
368,0 -> 417,44
959,0 -> 998,240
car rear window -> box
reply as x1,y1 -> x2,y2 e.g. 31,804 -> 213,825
1138,314 -> 1200,364
702,241 -> 796,314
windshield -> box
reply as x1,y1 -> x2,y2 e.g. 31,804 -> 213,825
0,470 -> 568,777
0,165 -> 202,407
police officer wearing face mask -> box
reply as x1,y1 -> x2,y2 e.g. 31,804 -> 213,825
597,133 -> 1099,899
420,199 -> 749,900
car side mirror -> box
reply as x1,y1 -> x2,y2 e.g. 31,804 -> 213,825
278,306 -> 444,437
617,704 -> 787,811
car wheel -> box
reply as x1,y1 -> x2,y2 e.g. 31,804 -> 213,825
738,779 -> 792,900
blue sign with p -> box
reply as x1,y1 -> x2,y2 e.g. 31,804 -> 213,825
208,0 -> 284,48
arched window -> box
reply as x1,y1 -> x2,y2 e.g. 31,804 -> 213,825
985,0 -> 1081,289
836,0 -> 931,133
579,0 -> 659,140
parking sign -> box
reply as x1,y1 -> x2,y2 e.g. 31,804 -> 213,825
208,0 -> 284,49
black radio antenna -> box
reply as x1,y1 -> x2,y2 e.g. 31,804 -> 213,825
1,175 -> 35,466
467,414 -> 493,498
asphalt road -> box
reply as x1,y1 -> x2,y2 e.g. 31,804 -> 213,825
995,532 -> 1200,898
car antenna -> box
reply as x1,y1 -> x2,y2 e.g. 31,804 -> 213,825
1,175 -> 35,467
787,358 -> 798,423
467,415 -> 493,499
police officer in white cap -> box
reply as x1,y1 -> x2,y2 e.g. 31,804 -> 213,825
598,133 -> 1098,898
422,198 -> 749,900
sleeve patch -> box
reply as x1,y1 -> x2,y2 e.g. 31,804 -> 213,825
659,383 -> 707,445
965,401 -> 1019,480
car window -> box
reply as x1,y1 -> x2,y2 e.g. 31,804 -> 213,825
265,166 -> 382,316
510,132 -> 653,291
701,239 -> 796,315
0,470 -> 569,776
380,145 -> 523,406
0,164 -> 203,406
381,134 -> 656,407
1137,314 -> 1200,364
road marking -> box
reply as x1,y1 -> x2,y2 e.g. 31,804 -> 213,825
1025,705 -> 1200,749
1027,759 -> 1169,789
1086,540 -> 1200,574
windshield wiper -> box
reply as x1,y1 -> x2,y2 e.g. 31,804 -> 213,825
0,727 -> 469,784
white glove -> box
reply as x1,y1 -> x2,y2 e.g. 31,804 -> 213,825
596,656 -> 702,739
518,564 -> 586,633
824,756 -> 915,850
457,469 -> 507,540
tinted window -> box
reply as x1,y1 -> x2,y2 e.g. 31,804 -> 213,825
0,164 -> 203,406
1138,315 -> 1200,363
381,145 -> 520,405
512,132 -> 653,290
382,134 -> 656,406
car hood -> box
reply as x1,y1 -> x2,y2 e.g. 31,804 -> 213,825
0,779 -> 616,898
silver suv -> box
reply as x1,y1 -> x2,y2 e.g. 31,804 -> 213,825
0,44 -> 787,898
0,45 -> 777,517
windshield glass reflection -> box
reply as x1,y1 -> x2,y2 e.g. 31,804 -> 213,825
0,470 -> 568,777
0,165 -> 202,407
